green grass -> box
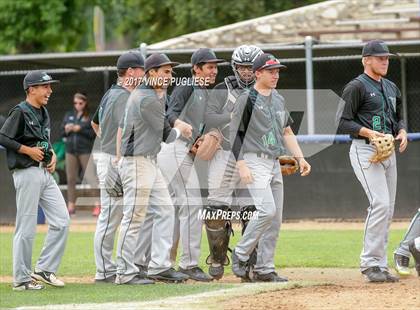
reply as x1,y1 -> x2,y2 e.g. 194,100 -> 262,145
0,229 -> 408,276
0,228 -> 408,308
0,283 -> 233,308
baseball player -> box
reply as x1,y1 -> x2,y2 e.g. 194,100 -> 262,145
338,40 -> 408,283
157,48 -> 224,281
394,209 -> 420,276
0,71 -> 70,290
204,45 -> 263,280
91,51 -> 145,283
116,53 -> 192,284
230,53 -> 311,282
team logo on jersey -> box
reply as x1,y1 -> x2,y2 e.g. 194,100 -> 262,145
29,121 -> 34,125
370,92 -> 376,97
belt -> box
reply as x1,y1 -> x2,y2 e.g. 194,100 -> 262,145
129,154 -> 157,163
31,161 -> 45,168
353,138 -> 370,144
255,152 -> 277,160
142,154 -> 157,163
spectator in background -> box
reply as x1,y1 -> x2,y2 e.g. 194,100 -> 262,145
61,92 -> 99,216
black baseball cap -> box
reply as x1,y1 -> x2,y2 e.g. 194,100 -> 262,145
145,53 -> 180,72
191,48 -> 225,66
23,70 -> 60,90
252,53 -> 287,72
362,40 -> 395,57
117,51 -> 145,69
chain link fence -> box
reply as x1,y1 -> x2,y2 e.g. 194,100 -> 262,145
0,52 -> 419,142
0,49 -> 419,220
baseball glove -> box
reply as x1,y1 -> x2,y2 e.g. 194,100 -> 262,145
190,129 -> 222,161
369,134 -> 395,163
278,156 -> 299,176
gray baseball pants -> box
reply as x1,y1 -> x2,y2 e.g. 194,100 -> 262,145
94,152 -> 124,280
349,139 -> 397,272
12,166 -> 70,285
116,155 -> 174,283
394,209 -> 420,258
157,140 -> 203,270
234,153 -> 284,275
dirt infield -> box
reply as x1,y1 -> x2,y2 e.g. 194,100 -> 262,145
16,268 -> 419,310
220,268 -> 420,310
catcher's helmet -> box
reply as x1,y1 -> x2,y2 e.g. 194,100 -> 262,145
231,45 -> 263,88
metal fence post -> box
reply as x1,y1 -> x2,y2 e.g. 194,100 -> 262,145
103,69 -> 109,93
305,36 -> 315,135
400,57 -> 409,129
140,43 -> 148,59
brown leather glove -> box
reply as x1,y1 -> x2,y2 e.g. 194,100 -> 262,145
190,129 -> 222,161
278,156 -> 299,176
369,134 -> 395,163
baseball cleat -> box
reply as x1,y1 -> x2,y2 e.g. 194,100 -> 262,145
362,266 -> 387,283
116,275 -> 155,285
31,269 -> 65,287
253,271 -> 288,283
135,264 -> 148,279
94,274 -> 116,284
394,253 -> 411,276
408,238 -> 420,276
148,268 -> 189,283
178,267 -> 212,282
382,270 -> 399,282
13,280 -> 44,291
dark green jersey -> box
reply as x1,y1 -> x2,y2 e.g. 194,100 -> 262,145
339,73 -> 406,138
0,101 -> 52,170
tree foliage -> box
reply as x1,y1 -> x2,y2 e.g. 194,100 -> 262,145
0,0 -> 324,54
115,0 -> 324,44
0,0 -> 96,54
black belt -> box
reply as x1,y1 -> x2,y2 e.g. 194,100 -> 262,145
144,154 -> 156,160
255,152 -> 277,160
31,161 -> 45,168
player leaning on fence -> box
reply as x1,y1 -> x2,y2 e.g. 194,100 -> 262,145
338,40 -> 408,283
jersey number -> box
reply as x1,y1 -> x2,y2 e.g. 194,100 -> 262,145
372,116 -> 381,131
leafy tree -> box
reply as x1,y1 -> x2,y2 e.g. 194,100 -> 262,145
0,0 -> 324,54
113,0 -> 324,45
0,0 -> 96,54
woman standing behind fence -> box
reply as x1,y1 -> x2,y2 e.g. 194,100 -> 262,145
61,92 -> 99,216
